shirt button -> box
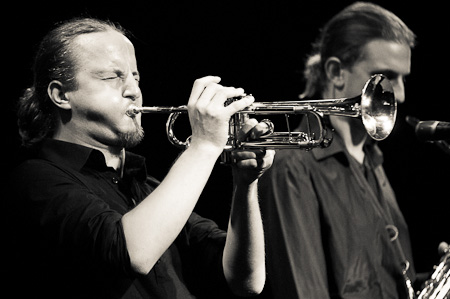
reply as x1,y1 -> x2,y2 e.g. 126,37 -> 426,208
112,177 -> 119,184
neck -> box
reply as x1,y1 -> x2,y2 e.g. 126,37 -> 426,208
323,86 -> 367,164
330,116 -> 367,164
101,148 -> 125,173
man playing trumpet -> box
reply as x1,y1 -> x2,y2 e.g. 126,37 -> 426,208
9,17 -> 274,298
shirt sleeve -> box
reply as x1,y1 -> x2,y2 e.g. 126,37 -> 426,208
13,159 -> 133,277
259,150 -> 331,299
178,212 -> 239,298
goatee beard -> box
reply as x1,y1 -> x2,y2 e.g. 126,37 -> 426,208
118,118 -> 144,148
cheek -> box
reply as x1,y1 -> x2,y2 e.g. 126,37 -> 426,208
66,80 -> 140,129
345,77 -> 368,98
69,92 -> 125,125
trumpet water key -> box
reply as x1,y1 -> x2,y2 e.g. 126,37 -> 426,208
126,74 -> 396,150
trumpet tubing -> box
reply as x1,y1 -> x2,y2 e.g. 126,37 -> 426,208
126,106 -> 188,115
126,74 -> 396,150
127,97 -> 361,116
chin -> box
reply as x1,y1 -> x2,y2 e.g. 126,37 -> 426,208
118,127 -> 145,149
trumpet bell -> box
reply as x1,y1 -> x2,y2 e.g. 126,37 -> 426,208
360,74 -> 396,141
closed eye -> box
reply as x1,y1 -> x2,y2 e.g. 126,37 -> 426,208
103,76 -> 120,80
133,71 -> 140,82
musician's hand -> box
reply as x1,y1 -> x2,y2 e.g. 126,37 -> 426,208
187,76 -> 254,154
231,118 -> 275,184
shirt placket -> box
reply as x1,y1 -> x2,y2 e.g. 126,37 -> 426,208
106,172 -> 137,209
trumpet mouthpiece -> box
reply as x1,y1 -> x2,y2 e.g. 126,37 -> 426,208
126,106 -> 141,117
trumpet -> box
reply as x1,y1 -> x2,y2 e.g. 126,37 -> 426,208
126,74 -> 396,150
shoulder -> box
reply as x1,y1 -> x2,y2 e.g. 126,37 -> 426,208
13,158 -> 61,182
274,148 -> 311,162
12,158 -> 81,185
270,149 -> 314,175
11,158 -> 94,206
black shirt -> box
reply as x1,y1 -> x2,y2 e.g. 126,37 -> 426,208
259,131 -> 415,299
8,139 -> 231,298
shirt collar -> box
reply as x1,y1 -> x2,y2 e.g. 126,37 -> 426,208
311,131 -> 345,161
38,139 -> 148,181
39,139 -> 94,171
309,126 -> 384,167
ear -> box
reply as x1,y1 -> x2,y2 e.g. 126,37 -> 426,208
324,57 -> 345,90
47,80 -> 71,110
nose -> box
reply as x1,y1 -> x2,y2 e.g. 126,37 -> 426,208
392,78 -> 405,104
123,73 -> 141,101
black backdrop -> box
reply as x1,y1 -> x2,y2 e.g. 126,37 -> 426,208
4,1 -> 449,274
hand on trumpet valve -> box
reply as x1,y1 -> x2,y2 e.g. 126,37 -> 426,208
230,117 -> 276,183
187,76 -> 255,153
238,117 -> 275,140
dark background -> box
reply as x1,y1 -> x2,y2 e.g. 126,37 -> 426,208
3,0 -> 449,275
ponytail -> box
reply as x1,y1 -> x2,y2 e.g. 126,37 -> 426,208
17,87 -> 56,147
300,53 -> 323,99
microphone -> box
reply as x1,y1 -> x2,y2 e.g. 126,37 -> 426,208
414,120 -> 450,142
438,241 -> 449,257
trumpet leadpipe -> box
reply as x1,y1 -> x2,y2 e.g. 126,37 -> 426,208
126,102 -> 349,117
126,105 -> 188,116
126,95 -> 362,117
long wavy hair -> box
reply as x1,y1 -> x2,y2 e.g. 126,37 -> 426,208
17,17 -> 126,147
300,2 -> 416,99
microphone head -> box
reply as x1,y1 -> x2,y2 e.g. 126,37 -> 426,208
438,241 -> 449,257
415,120 -> 450,141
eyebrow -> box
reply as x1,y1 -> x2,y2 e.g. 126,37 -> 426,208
371,69 -> 409,78
92,68 -> 140,78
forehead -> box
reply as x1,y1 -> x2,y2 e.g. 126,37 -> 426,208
71,30 -> 137,69
356,39 -> 411,75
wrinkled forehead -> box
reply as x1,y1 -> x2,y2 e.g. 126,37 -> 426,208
357,39 -> 411,75
71,30 -> 137,69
